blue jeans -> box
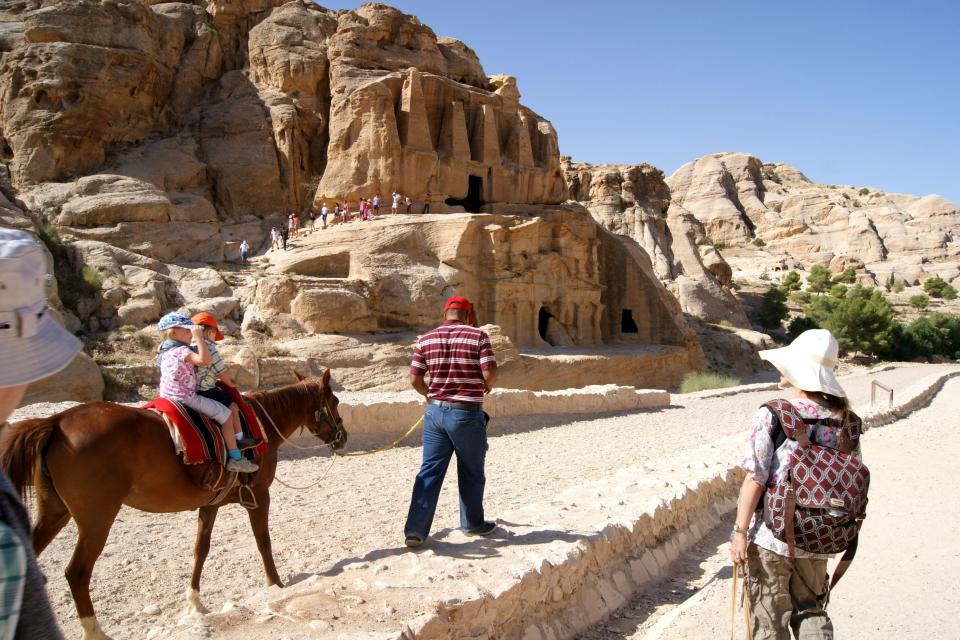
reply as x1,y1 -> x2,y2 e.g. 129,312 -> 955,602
404,403 -> 488,539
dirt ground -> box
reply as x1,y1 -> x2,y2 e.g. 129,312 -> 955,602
581,375 -> 960,640
11,363 -> 953,639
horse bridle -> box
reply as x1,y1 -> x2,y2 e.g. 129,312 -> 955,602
313,392 -> 345,446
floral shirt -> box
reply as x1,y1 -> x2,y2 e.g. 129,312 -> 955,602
743,398 -> 862,559
193,339 -> 228,392
158,345 -> 198,402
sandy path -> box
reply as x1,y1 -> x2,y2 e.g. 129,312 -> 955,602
23,363 -> 949,639
581,375 -> 960,640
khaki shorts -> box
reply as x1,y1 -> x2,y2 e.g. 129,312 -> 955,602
746,544 -> 833,640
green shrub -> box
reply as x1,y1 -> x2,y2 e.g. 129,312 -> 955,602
829,283 -> 849,299
787,315 -> 821,341
781,271 -> 802,292
82,265 -> 103,291
752,237 -> 766,247
679,372 -> 741,393
759,270 -> 771,282
884,273 -> 896,292
858,187 -> 870,196
909,294 -> 929,310
833,268 -> 857,284
808,285 -> 895,356
713,240 -> 728,251
888,314 -> 960,361
757,286 -> 789,329
892,280 -> 906,294
807,264 -> 832,294
922,276 -> 957,299
790,290 -> 813,307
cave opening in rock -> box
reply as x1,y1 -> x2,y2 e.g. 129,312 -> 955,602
538,306 -> 552,345
445,175 -> 485,213
621,309 -> 638,334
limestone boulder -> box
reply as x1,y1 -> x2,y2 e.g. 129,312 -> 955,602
289,288 -> 376,334
218,344 -> 259,389
23,352 -> 103,404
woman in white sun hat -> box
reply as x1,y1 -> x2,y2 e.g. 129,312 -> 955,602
0,228 -> 79,639
729,329 -> 861,640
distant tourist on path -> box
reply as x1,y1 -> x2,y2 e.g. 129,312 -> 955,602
0,229 -> 76,639
405,196 -> 412,215
270,227 -> 280,252
239,239 -> 249,263
372,194 -> 381,215
308,211 -> 316,233
403,296 -> 498,547
343,201 -> 350,222
391,191 -> 400,215
333,203 -> 341,224
279,222 -> 288,250
729,329 -> 862,639
422,192 -> 431,215
320,204 -> 329,229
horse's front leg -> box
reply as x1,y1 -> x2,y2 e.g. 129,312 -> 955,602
187,505 -> 220,613
246,489 -> 283,586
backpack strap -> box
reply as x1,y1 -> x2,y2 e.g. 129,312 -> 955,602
829,534 -> 859,590
763,399 -> 811,447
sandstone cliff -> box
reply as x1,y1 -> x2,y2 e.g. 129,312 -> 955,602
563,159 -> 751,329
667,152 -> 960,287
0,0 -> 706,396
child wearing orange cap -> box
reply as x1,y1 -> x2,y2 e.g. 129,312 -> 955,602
191,312 -> 261,454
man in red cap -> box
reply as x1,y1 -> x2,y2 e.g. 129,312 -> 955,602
403,295 -> 497,547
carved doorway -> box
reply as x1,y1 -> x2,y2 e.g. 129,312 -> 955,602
538,306 -> 552,344
445,175 -> 485,213
621,309 -> 639,334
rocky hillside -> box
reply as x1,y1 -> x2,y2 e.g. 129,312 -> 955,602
668,152 -> 960,287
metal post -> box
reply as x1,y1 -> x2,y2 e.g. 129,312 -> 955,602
870,379 -> 893,408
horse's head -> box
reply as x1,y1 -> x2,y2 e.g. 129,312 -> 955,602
294,369 -> 347,450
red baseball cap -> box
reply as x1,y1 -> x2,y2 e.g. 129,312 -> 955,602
443,296 -> 472,312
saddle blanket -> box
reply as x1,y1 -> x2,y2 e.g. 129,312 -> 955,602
143,385 -> 267,465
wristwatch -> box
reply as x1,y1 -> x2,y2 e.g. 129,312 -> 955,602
731,524 -> 749,540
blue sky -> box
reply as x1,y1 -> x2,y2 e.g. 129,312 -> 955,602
318,1 -> 959,203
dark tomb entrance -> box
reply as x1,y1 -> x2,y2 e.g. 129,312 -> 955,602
538,306 -> 552,344
445,175 -> 485,213
621,309 -> 639,334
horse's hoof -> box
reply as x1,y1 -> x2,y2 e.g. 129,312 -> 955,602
186,587 -> 209,614
80,616 -> 115,640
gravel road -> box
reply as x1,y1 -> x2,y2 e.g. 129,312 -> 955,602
582,374 -> 960,640
13,363 -> 951,639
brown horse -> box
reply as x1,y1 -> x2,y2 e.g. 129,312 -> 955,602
0,370 -> 346,640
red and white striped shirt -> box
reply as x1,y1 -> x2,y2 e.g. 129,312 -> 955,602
410,320 -> 497,403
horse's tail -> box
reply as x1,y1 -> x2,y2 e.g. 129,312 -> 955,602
0,416 -> 57,503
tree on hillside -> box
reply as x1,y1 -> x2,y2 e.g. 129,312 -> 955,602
781,271 -> 802,292
829,283 -> 849,299
809,285 -> 895,355
833,268 -> 857,284
787,315 -> 820,341
885,273 -> 896,292
807,264 -> 832,294
757,286 -> 790,330
923,276 -> 958,300
909,294 -> 930,310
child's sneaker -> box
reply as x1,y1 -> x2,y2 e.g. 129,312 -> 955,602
227,457 -> 259,474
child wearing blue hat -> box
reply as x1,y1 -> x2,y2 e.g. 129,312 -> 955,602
156,312 -> 258,473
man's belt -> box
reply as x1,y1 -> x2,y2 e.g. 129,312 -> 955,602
427,398 -> 483,411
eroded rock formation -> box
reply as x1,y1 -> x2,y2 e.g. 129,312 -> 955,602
564,159 -> 750,328
667,152 -> 960,286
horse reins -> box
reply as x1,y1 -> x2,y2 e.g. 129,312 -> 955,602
247,394 -> 343,491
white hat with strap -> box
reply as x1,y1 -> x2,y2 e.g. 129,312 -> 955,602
759,329 -> 846,397
0,229 -> 82,387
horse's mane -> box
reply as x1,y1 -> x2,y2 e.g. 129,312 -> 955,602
247,379 -> 322,422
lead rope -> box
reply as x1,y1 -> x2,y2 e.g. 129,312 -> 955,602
247,396 -> 338,491
731,563 -> 754,640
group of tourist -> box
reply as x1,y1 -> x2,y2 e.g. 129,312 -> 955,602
0,228 -> 863,639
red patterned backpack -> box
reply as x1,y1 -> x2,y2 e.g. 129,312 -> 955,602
761,399 -> 869,587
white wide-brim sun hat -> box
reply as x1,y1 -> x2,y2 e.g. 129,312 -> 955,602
758,329 -> 846,398
0,309 -> 82,387
0,229 -> 82,388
